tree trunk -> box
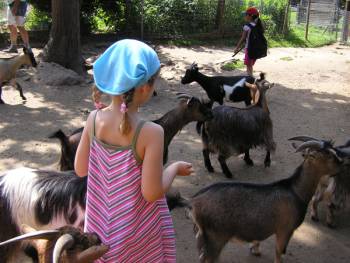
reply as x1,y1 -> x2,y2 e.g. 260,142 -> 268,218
283,0 -> 291,35
215,0 -> 225,33
43,0 -> 83,74
124,0 -> 132,33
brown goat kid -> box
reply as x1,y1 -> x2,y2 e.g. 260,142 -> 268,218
183,137 -> 348,263
0,225 -> 108,263
0,47 -> 37,104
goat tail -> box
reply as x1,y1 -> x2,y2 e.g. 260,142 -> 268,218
166,190 -> 191,211
48,129 -> 67,141
196,122 -> 204,135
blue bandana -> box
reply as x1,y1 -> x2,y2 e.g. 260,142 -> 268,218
93,39 -> 160,95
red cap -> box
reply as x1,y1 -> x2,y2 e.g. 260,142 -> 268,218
246,7 -> 259,17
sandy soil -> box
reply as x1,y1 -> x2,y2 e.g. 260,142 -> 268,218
0,43 -> 349,262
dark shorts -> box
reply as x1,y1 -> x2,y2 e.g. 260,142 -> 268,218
9,1 -> 28,17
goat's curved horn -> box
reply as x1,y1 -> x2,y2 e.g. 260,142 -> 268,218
291,142 -> 298,149
0,230 -> 59,247
289,136 -> 321,142
338,139 -> 350,149
295,141 -> 325,153
77,244 -> 109,263
176,92 -> 192,100
53,234 -> 74,263
336,148 -> 350,157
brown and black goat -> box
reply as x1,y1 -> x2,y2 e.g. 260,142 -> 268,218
0,47 -> 37,104
0,224 -> 108,263
49,94 -> 213,171
197,73 -> 275,178
180,137 -> 348,263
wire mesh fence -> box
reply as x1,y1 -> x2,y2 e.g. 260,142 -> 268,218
0,0 -> 348,44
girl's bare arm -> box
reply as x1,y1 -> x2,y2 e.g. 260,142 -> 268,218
74,112 -> 94,177
234,31 -> 248,53
141,123 -> 192,202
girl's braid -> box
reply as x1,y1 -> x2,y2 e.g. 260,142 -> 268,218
119,88 -> 135,135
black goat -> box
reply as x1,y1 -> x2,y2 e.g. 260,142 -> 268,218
0,47 -> 37,104
197,73 -> 275,178
181,137 -> 348,263
181,63 -> 256,105
50,94 -> 213,170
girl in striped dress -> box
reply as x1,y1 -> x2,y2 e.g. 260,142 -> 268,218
75,39 -> 193,262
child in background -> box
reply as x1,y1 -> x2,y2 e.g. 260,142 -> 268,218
75,39 -> 193,262
234,7 -> 265,76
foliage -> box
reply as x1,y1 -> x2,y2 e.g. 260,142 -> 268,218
25,0 -> 336,49
246,0 -> 288,35
221,59 -> 245,71
267,24 -> 336,48
25,6 -> 51,30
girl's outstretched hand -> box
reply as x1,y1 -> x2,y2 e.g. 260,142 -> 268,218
175,161 -> 194,176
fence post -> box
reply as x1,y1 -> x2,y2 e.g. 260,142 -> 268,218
305,0 -> 312,40
283,0 -> 291,35
342,0 -> 350,43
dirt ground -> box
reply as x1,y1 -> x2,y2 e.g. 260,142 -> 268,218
0,43 -> 350,262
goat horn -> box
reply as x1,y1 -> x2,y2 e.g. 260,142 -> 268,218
288,136 -> 321,142
53,234 -> 74,263
295,141 -> 325,153
76,244 -> 109,263
336,148 -> 350,157
338,139 -> 350,149
0,230 -> 59,247
176,93 -> 192,100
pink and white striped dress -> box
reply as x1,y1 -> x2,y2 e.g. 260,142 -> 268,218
85,118 -> 176,262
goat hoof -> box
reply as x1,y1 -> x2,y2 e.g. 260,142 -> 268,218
327,222 -> 336,229
264,161 -> 271,167
224,172 -> 233,179
244,158 -> 254,166
311,215 -> 319,222
206,166 -> 214,173
21,96 -> 27,101
250,250 -> 261,257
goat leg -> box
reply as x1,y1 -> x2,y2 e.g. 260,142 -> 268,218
203,149 -> 214,173
243,150 -> 254,166
326,203 -> 336,228
249,241 -> 261,256
264,150 -> 271,167
218,155 -> 233,178
0,85 -> 4,104
310,193 -> 322,222
16,82 -> 26,101
197,230 -> 226,263
274,230 -> 293,263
